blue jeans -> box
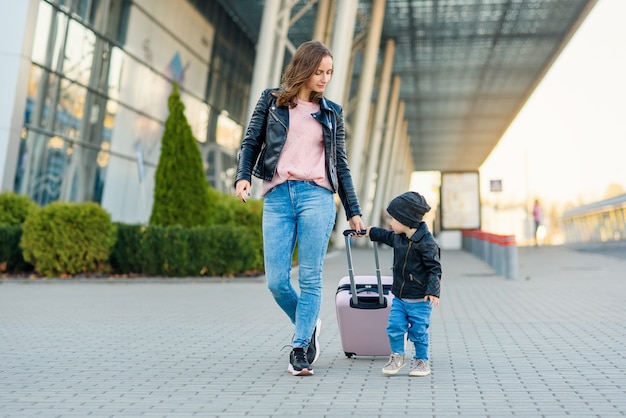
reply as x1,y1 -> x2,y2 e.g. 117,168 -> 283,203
387,297 -> 432,360
262,181 -> 336,348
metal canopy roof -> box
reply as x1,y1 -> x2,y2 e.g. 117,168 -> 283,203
218,0 -> 597,172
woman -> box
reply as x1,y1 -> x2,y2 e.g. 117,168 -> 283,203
235,40 -> 364,376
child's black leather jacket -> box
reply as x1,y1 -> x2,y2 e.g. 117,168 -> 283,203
369,223 -> 442,299
234,88 -> 362,220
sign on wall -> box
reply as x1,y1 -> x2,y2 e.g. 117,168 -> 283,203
440,171 -> 481,230
490,179 -> 502,192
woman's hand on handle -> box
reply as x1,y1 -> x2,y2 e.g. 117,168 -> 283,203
348,215 -> 365,233
235,180 -> 251,203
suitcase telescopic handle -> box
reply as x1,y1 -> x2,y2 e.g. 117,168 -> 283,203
343,230 -> 385,307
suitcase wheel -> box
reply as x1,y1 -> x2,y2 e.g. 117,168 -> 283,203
345,352 -> 355,358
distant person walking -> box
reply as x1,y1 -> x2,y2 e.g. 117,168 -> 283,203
533,199 -> 543,246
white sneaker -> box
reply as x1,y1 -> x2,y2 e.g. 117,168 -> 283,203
409,359 -> 430,377
382,353 -> 405,375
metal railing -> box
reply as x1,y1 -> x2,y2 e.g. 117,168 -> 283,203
561,194 -> 626,244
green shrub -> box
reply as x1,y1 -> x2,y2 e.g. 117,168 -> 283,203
206,186 -> 223,225
139,225 -> 255,277
208,190 -> 264,271
0,225 -> 33,273
0,191 -> 38,226
20,202 -> 117,277
150,83 -> 211,228
109,223 -> 144,274
187,225 -> 254,276
140,226 -> 189,276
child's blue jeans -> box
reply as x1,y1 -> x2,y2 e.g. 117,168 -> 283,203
387,297 -> 432,360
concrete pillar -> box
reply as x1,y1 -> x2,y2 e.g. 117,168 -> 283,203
371,76 -> 401,226
383,102 -> 405,206
394,134 -> 404,197
361,39 -> 394,221
399,123 -> 411,192
0,0 -> 38,191
327,0 -> 358,246
245,0 -> 282,125
347,0 -> 386,218
313,0 -> 333,45
326,0 -> 358,104
395,133 -> 408,197
403,133 -> 411,185
400,132 -> 413,193
270,0 -> 293,89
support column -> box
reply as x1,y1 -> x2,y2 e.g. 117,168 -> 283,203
313,0 -> 333,45
326,0 -> 358,104
399,124 -> 411,192
396,130 -> 408,196
245,0 -> 282,125
391,137 -> 404,198
404,144 -> 414,190
397,129 -> 412,195
347,0 -> 386,215
371,76 -> 401,227
381,101 -> 405,212
392,132 -> 405,198
361,38 -> 394,221
270,0 -> 292,89
327,0 -> 358,245
0,0 -> 38,191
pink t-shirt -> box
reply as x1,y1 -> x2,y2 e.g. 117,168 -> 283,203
262,99 -> 333,195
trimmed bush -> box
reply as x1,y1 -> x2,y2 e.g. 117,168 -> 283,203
208,188 -> 264,271
140,226 -> 190,276
107,221 -> 260,277
187,225 -> 254,276
0,191 -> 38,226
139,225 -> 255,277
20,202 -> 117,277
109,223 -> 144,275
150,83 -> 211,228
0,225 -> 32,273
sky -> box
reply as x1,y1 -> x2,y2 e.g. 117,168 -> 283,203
478,0 -> 626,208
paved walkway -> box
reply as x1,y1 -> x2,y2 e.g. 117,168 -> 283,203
1,244 -> 626,417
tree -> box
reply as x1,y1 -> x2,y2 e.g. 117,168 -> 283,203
149,83 -> 211,227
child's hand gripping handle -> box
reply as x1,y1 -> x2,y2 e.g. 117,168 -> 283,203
342,229 -> 367,236
342,229 -> 384,307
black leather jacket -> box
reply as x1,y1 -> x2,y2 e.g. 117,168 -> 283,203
369,223 -> 442,299
234,88 -> 362,220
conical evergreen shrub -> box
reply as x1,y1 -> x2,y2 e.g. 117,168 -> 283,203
150,83 -> 211,227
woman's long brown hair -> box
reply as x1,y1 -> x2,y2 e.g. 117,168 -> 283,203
274,40 -> 333,108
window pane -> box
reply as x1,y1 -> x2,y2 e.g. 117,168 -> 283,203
55,79 -> 87,140
63,20 -> 95,85
31,2 -> 53,65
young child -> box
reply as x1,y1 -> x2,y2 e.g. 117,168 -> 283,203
359,191 -> 442,376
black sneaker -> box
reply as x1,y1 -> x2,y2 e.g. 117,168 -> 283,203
288,347 -> 313,376
306,319 -> 322,365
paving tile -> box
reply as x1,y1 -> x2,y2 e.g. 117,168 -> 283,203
1,245 -> 625,417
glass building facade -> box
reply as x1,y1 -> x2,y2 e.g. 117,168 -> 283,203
8,0 -> 254,223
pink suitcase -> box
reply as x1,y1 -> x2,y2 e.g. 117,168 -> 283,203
335,230 -> 394,358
